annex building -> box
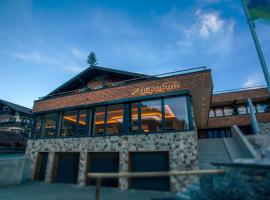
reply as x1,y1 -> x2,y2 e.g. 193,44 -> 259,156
25,66 -> 270,192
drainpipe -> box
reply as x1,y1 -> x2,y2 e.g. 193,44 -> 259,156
247,98 -> 260,134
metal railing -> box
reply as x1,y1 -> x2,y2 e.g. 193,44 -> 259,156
87,169 -> 224,200
39,66 -> 208,100
214,85 -> 267,95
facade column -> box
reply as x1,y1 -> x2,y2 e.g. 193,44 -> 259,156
45,152 -> 55,183
247,98 -> 260,134
77,151 -> 88,186
119,150 -> 129,190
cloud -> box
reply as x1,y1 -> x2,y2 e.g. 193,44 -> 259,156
243,74 -> 263,88
70,47 -> 87,59
65,65 -> 85,73
11,52 -> 57,64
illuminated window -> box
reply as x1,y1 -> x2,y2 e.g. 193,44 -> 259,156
94,107 -> 106,135
106,104 -> 124,135
164,96 -> 189,131
256,103 -> 268,113
43,113 -> 57,137
61,110 -> 77,137
141,99 -> 162,133
209,109 -> 215,117
77,110 -> 89,136
130,102 -> 139,132
34,116 -> 43,138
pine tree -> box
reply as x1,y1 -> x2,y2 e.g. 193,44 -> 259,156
87,52 -> 98,67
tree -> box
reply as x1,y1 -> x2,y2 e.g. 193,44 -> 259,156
87,52 -> 98,67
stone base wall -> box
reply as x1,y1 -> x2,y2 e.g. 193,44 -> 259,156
25,131 -> 198,192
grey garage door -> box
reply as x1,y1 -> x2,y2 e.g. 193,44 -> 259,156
130,152 -> 170,191
87,152 -> 119,187
54,153 -> 80,184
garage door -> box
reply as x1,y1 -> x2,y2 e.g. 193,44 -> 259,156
35,152 -> 48,181
54,153 -> 80,184
87,152 -> 119,187
129,152 -> 169,191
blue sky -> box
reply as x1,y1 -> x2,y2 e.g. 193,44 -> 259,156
0,0 -> 269,108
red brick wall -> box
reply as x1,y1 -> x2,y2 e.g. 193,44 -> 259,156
207,112 -> 270,128
212,88 -> 269,104
33,71 -> 212,113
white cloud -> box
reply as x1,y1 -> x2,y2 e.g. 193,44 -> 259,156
11,52 -> 56,64
70,47 -> 87,59
65,65 -> 84,73
243,74 -> 263,88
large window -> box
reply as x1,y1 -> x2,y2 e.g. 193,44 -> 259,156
164,96 -> 189,131
43,113 -> 58,137
61,110 -> 77,137
34,116 -> 43,138
94,106 -> 106,135
106,104 -> 124,135
141,99 -> 162,133
77,109 -> 89,136
130,102 -> 139,132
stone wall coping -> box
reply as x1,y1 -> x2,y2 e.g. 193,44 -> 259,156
211,160 -> 270,169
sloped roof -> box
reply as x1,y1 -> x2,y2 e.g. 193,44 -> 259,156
47,65 -> 147,96
0,99 -> 32,115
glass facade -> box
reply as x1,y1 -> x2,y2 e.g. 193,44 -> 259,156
61,110 -> 77,137
33,95 -> 192,138
164,96 -> 189,131
141,99 -> 162,133
43,113 -> 58,137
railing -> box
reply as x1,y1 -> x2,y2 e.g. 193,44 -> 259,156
87,169 -> 225,200
39,66 -> 208,100
0,131 -> 29,148
0,122 -> 33,128
213,85 -> 267,95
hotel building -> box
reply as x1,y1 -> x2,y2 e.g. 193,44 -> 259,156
25,66 -> 270,192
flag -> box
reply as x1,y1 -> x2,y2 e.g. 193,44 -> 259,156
246,0 -> 270,20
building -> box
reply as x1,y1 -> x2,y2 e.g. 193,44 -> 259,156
25,66 -> 270,192
0,99 -> 33,149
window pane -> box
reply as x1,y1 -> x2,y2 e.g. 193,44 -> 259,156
164,96 -> 189,131
215,108 -> 223,117
141,99 -> 162,133
43,113 -> 57,137
130,102 -> 139,132
94,107 -> 105,135
238,105 -> 247,115
223,107 -> 233,116
34,116 -> 43,138
256,103 -> 268,113
209,109 -> 215,117
107,104 -> 123,135
247,105 -> 256,114
61,110 -> 77,137
77,110 -> 88,136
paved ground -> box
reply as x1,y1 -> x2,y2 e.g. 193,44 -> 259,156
0,182 -> 178,200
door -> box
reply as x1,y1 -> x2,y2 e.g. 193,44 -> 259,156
129,152 -> 169,191
87,152 -> 119,187
54,153 -> 80,183
35,152 -> 48,181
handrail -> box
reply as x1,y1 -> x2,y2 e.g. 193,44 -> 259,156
39,66 -> 208,100
87,169 -> 224,200
214,85 -> 267,95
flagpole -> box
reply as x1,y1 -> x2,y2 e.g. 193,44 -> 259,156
241,0 -> 270,94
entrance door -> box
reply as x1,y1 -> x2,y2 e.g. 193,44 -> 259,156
54,153 -> 80,184
87,152 -> 119,187
129,152 -> 169,191
35,152 -> 48,181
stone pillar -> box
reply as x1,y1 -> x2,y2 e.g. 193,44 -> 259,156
45,152 -> 55,183
77,151 -> 88,186
119,150 -> 129,190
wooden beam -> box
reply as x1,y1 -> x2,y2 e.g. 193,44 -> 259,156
87,169 -> 225,179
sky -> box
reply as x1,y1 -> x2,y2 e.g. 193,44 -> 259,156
0,0 -> 270,108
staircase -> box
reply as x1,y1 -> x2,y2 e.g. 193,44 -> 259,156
198,138 -> 232,168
